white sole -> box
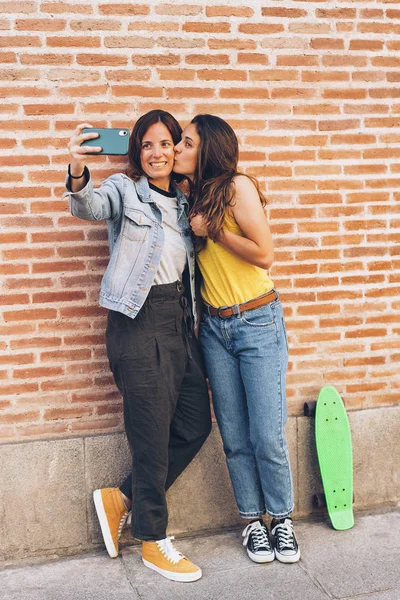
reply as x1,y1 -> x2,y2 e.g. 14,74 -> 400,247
247,548 -> 275,563
274,549 -> 301,564
142,558 -> 202,582
93,489 -> 118,559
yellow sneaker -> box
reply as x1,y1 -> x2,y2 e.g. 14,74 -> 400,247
93,488 -> 129,558
142,536 -> 202,582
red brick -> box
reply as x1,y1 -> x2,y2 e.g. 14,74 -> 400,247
2,411 -> 41,424
277,55 -> 318,67
239,24 -> 284,35
185,54 -> 230,65
16,19 -> 66,31
14,366 -> 63,379
128,22 -> 179,32
183,22 -> 230,33
289,23 -> 331,35
14,423 -> 69,439
70,19 -> 121,31
0,2 -> 36,12
350,40 -> 383,51
302,71 -> 349,82
40,2 -> 92,14
310,38 -> 344,50
0,51 -> 16,62
0,36 -> 41,47
99,4 -> 149,15
316,9 -> 356,19
0,383 -> 38,396
47,36 -> 101,48
32,291 -> 86,303
208,39 -> 256,50
44,407 -> 93,420
10,337 -> 62,350
77,54 -> 128,67
198,69 -> 247,81
237,52 -> 269,65
207,6 -> 253,17
262,8 -> 306,18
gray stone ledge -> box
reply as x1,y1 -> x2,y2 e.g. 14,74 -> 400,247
0,406 -> 399,563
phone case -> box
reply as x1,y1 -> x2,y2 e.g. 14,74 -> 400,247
81,128 -> 129,155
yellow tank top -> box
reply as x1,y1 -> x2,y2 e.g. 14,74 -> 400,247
197,212 -> 274,308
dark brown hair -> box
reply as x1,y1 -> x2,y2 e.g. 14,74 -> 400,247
190,114 -> 266,250
126,109 -> 182,182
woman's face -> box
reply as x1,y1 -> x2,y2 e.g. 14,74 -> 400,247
174,123 -> 201,182
140,121 -> 175,189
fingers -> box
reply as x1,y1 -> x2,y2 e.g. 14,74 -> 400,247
68,123 -> 102,158
74,145 -> 102,155
190,214 -> 203,225
75,123 -> 93,136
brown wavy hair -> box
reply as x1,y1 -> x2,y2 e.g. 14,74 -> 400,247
189,114 -> 266,250
126,109 -> 183,182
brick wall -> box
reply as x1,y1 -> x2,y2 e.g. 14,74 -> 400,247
1,0 -> 399,443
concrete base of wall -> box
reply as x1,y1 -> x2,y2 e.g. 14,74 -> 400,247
1,407 -> 399,564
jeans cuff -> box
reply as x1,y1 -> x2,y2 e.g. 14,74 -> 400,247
239,509 -> 266,518
266,505 -> 294,519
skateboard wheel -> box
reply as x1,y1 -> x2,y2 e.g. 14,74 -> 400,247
313,492 -> 327,509
304,401 -> 317,417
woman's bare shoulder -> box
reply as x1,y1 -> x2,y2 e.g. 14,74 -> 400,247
232,174 -> 258,200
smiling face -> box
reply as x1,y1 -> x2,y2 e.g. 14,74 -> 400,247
140,121 -> 175,190
173,123 -> 201,182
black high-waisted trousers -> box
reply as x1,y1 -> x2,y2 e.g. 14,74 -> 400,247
106,281 -> 211,541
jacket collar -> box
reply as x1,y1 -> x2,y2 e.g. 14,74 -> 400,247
134,176 -> 189,215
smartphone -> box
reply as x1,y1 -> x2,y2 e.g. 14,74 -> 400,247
81,127 -> 130,155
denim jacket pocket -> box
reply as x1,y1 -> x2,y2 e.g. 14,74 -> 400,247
122,208 -> 153,241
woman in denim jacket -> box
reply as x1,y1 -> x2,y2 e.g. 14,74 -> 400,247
65,110 -> 211,583
173,114 -> 300,566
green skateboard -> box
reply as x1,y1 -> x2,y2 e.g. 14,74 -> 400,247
304,386 -> 354,531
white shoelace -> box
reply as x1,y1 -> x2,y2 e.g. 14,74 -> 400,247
117,511 -> 129,538
242,521 -> 271,550
271,519 -> 296,551
156,536 -> 185,564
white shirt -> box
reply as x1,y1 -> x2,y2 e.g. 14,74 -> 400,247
150,183 -> 187,285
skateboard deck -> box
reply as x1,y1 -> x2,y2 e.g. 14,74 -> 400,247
315,386 -> 354,530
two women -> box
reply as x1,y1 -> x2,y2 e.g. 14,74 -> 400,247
65,110 -> 300,583
66,110 -> 211,582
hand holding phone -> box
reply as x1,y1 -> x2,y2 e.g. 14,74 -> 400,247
67,123 -> 102,177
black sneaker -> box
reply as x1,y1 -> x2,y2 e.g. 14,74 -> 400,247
271,518 -> 300,563
242,519 -> 274,563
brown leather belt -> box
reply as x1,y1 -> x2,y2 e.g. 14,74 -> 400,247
203,289 -> 277,319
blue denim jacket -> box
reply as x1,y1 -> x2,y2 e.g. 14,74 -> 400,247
65,171 -> 198,325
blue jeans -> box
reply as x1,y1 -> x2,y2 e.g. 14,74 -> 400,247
199,294 -> 294,519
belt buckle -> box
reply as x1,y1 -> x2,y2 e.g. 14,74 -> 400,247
176,280 -> 183,292
231,304 -> 241,317
218,304 -> 239,318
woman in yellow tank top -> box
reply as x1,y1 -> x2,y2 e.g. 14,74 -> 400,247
174,114 -> 300,565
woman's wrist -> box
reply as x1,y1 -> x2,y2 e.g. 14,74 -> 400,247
68,163 -> 86,179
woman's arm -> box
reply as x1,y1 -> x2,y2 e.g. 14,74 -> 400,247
65,123 -> 124,222
190,175 -> 274,270
67,123 -> 101,192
